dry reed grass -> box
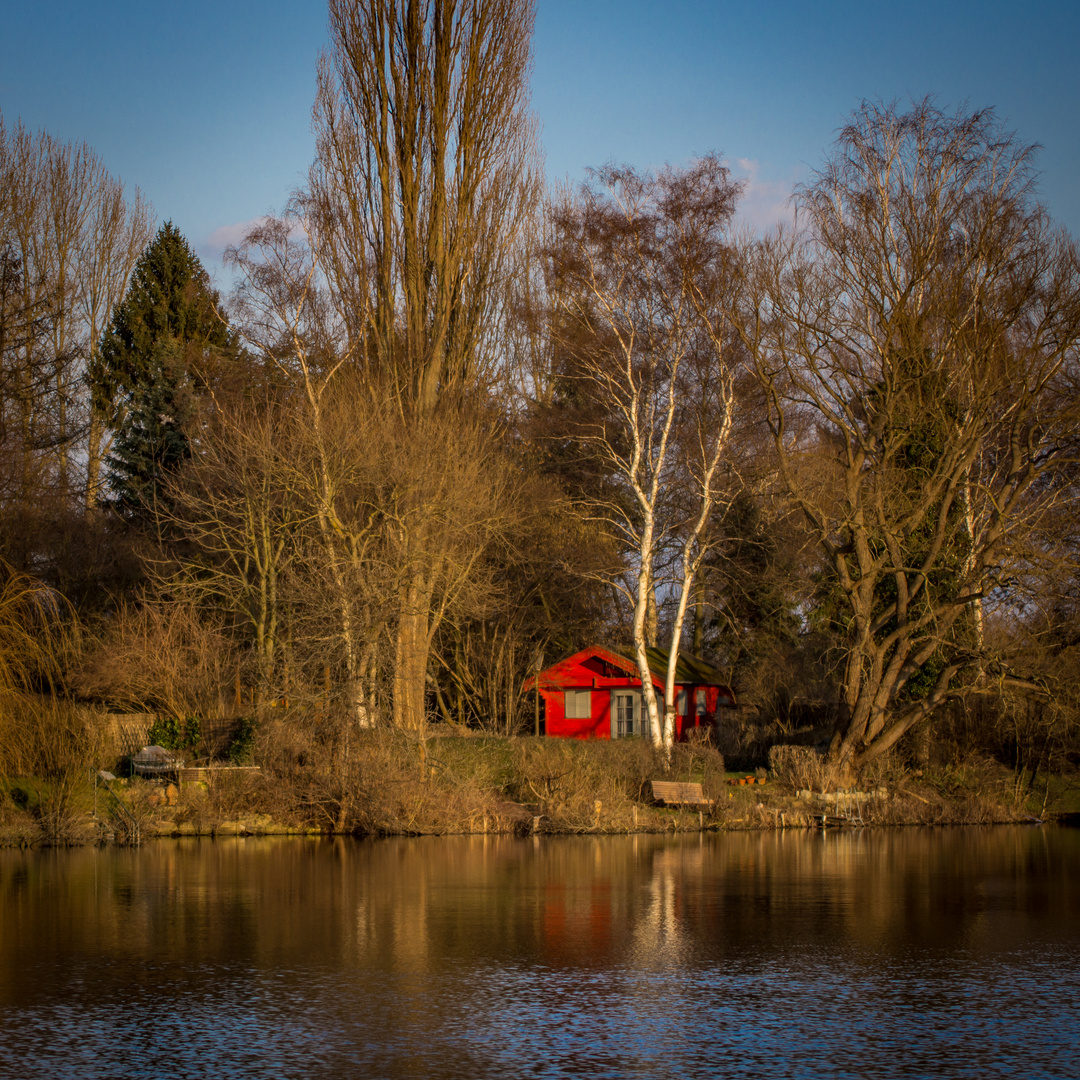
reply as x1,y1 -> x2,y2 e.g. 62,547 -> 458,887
245,721 -> 728,835
768,745 -> 831,792
0,698 -> 105,845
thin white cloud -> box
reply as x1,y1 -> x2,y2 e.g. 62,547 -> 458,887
731,159 -> 801,234
198,216 -> 270,269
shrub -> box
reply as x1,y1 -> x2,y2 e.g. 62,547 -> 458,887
768,744 -> 829,792
70,600 -> 238,720
505,738 -> 662,830
0,698 -> 104,845
146,714 -> 201,752
227,714 -> 258,765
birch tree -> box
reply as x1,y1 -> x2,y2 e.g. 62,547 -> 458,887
548,158 -> 743,751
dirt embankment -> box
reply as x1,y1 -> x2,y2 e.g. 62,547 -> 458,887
2,730 -> 1054,847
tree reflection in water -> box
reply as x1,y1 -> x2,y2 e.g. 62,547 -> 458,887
0,828 -> 1077,1078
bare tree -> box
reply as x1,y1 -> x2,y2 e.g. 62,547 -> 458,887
309,0 -> 539,409
547,157 -> 743,751
0,114 -> 151,516
736,100 -> 1080,776
1,117 -> 82,510
226,215 -> 380,736
157,401 -> 298,686
429,472 -> 618,733
286,0 -> 541,730
78,175 -> 153,508
225,210 -> 529,743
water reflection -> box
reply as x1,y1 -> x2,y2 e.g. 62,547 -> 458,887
0,828 -> 1077,1078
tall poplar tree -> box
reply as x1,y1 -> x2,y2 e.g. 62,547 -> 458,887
305,0 -> 541,730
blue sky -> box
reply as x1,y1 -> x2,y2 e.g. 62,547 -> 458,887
2,1 -> 1077,278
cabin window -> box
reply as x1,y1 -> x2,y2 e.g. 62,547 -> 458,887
676,689 -> 688,715
695,688 -> 707,717
610,691 -> 642,738
564,689 -> 591,719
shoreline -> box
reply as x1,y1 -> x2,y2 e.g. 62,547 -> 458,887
3,732 -> 1069,848
0,780 -> 1050,848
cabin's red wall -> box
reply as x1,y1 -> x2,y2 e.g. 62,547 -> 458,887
541,689 -> 612,739
532,646 -> 735,742
542,684 -> 729,741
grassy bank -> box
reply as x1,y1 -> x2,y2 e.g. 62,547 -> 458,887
3,724 -> 1074,846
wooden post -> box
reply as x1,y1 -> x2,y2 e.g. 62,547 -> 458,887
533,650 -> 544,737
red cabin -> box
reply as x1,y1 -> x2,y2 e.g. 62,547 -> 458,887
525,645 -> 735,741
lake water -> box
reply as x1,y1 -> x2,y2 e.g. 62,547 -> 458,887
1,828 -> 1077,1079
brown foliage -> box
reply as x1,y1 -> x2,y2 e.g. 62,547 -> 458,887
0,698 -> 105,845
768,745 -> 832,793
738,99 -> 1080,771
71,599 -> 239,720
506,737 -> 725,831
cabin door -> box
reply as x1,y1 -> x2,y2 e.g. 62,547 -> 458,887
610,690 -> 643,739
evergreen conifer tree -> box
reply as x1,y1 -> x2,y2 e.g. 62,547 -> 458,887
94,222 -> 236,516
106,336 -> 195,516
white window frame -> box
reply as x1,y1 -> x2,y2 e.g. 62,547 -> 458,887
564,689 -> 591,719
610,690 -> 642,738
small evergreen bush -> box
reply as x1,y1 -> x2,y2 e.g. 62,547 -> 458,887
147,714 -> 201,752
227,715 -> 258,765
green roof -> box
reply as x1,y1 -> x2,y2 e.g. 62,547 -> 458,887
609,646 -> 726,686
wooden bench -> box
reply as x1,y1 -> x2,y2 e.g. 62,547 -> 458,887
650,780 -> 715,808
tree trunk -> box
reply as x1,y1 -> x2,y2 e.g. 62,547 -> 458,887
394,574 -> 433,731
645,568 -> 659,649
692,575 -> 705,655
